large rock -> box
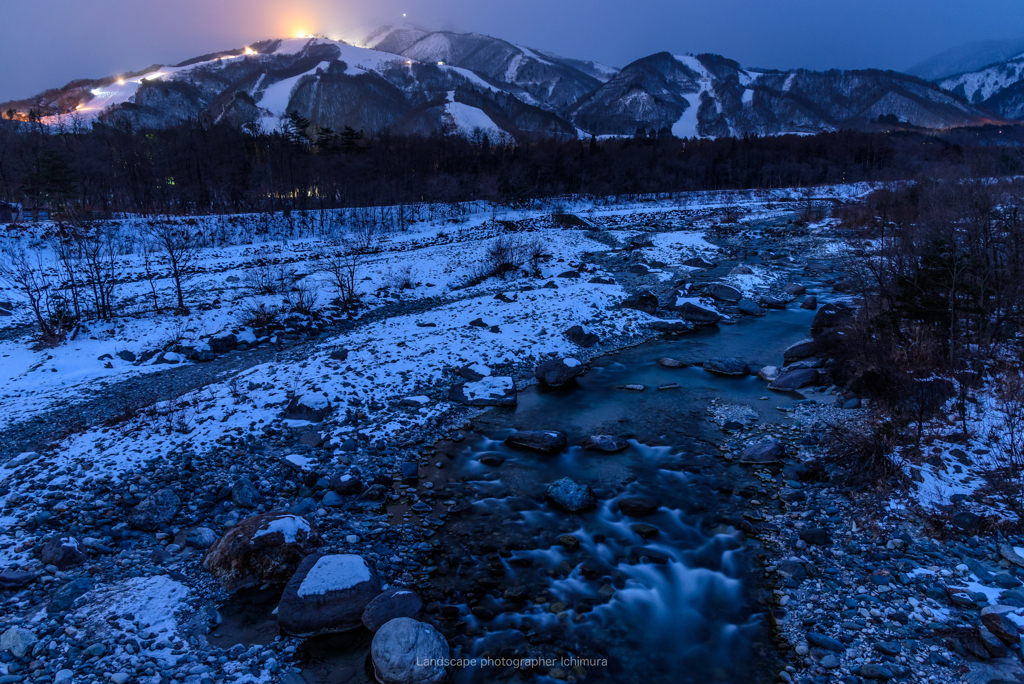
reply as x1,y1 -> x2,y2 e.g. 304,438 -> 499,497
580,435 -> 629,453
784,283 -> 806,296
371,618 -> 449,684
208,333 -> 237,353
505,430 -> 567,454
545,478 -> 598,512
0,627 -> 37,659
650,320 -> 694,333
362,589 -> 424,632
982,612 -> 1022,645
757,366 -> 781,382
811,303 -> 854,337
683,257 -> 717,269
203,513 -> 322,592
768,368 -> 820,392
534,358 -> 585,387
800,295 -> 818,310
286,394 -> 332,422
676,302 -> 721,325
783,338 -> 819,362
278,554 -> 381,637
703,358 -> 750,376
128,488 -> 180,531
739,440 -> 785,464
40,536 -> 86,569
448,377 -> 516,406
706,283 -> 742,303
620,290 -> 659,313
564,325 -> 599,348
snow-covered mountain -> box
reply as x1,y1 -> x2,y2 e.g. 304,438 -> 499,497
1,29 -> 1000,140
908,37 -> 1024,82
940,54 -> 1024,120
572,53 -> 995,137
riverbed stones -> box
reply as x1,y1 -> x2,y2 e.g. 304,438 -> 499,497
703,357 -> 750,376
676,302 -> 721,325
982,612 -> 1022,644
706,283 -> 742,302
286,394 -> 332,422
784,283 -> 806,296
448,377 -> 516,406
0,626 -> 37,659
657,357 -> 688,368
505,430 -> 567,453
185,527 -> 218,549
619,497 -> 659,517
371,618 -> 449,684
362,589 -> 424,632
739,440 -> 785,464
800,295 -> 818,309
580,435 -> 629,452
535,357 -> 585,386
128,487 -> 180,530
545,478 -> 598,512
278,554 -> 381,636
203,513 -> 322,592
806,632 -> 844,652
768,368 -> 820,391
40,536 -> 86,569
757,365 -> 781,382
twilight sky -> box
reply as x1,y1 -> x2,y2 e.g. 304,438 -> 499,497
3,0 -> 1024,101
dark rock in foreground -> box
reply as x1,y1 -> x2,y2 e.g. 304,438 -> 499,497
278,553 -> 381,637
546,478 -> 598,512
505,430 -> 567,454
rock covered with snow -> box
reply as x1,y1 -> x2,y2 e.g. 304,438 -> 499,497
564,324 -> 599,348
128,488 -> 181,531
362,589 -> 425,632
286,393 -> 333,422
371,618 -> 449,684
203,513 -> 322,592
534,357 -> 585,387
40,536 -> 86,569
278,553 -> 381,636
580,435 -> 629,452
448,376 -> 516,406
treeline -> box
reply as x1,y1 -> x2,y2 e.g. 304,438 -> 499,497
1,116 -> 1023,219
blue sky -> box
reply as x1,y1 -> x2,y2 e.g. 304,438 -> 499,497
3,0 -> 1024,100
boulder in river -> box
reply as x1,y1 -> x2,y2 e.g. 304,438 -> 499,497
618,497 -> 659,517
545,478 -> 598,512
448,377 -> 516,406
128,488 -> 180,531
703,358 -> 750,376
650,320 -> 694,333
784,283 -> 806,296
738,299 -> 765,316
811,303 -> 854,337
203,513 -> 322,592
783,338 -> 819,361
505,430 -> 567,454
580,435 -> 629,453
278,554 -> 381,636
657,357 -> 688,368
362,589 -> 424,632
757,365 -> 781,382
371,618 -> 449,684
676,302 -> 721,325
768,368 -> 820,392
739,440 -> 785,464
800,295 -> 818,310
706,283 -> 742,303
535,357 -> 585,386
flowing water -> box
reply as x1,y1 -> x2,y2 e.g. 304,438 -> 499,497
210,285 -> 827,684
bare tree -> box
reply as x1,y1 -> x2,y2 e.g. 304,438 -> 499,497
147,220 -> 199,313
321,245 -> 360,310
0,246 -> 61,342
